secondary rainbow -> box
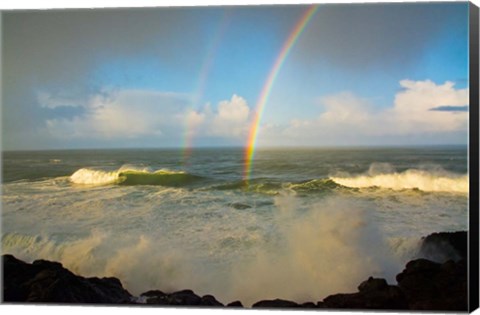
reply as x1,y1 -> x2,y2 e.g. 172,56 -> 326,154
182,11 -> 232,166
244,5 -> 319,181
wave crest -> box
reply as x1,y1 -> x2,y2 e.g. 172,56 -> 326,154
330,168 -> 468,193
70,167 -> 199,187
70,168 -> 120,185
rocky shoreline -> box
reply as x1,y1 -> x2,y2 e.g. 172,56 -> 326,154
2,231 -> 468,311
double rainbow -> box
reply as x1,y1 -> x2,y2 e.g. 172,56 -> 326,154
243,5 -> 319,181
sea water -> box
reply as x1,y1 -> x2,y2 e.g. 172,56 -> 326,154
1,146 -> 468,305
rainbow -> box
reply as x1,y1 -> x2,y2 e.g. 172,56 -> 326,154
182,11 -> 232,166
243,5 -> 319,181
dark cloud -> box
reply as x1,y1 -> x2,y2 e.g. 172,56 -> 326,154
429,105 -> 469,112
1,7 -> 218,149
295,2 -> 468,70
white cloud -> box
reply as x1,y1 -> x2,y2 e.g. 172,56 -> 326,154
45,89 -> 251,142
37,91 -> 84,109
388,80 -> 468,133
43,80 -> 466,147
184,109 -> 206,137
258,80 -> 468,146
45,89 -> 188,139
210,94 -> 250,137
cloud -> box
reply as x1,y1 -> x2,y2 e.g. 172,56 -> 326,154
430,105 -> 468,112
209,95 -> 250,137
45,89 -> 190,139
258,80 -> 469,146
32,80 -> 470,148
2,8 -> 217,149
429,106 -> 468,112
388,80 -> 468,133
45,89 -> 251,144
37,92 -> 85,109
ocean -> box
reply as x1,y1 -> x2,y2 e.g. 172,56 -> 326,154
1,146 -> 469,306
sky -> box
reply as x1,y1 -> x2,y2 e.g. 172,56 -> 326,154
1,2 -> 471,150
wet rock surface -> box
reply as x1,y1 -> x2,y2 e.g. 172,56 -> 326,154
226,300 -> 243,307
396,258 -> 467,311
139,289 -> 223,306
420,231 -> 467,261
321,277 -> 408,310
2,254 -> 132,304
252,298 -> 300,308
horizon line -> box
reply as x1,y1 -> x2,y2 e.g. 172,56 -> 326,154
2,143 -> 469,153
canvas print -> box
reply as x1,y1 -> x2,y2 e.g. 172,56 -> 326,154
1,1 -> 478,312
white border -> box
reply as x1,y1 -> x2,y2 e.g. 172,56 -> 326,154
0,0 -> 478,10
1,1 -> 478,315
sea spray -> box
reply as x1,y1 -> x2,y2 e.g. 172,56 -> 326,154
2,231 -> 107,276
3,194 -> 415,306
1,231 -> 195,295
226,195 -> 402,305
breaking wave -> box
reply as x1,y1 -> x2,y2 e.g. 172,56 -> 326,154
70,167 -> 202,187
330,167 -> 468,193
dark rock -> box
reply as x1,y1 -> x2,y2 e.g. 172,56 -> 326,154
300,302 -> 317,308
227,300 -> 243,307
396,259 -> 440,283
140,289 -> 226,307
142,290 -> 224,307
421,231 -> 467,261
396,258 -> 467,311
322,277 -> 408,310
2,254 -> 132,304
323,293 -> 364,309
140,290 -> 166,297
320,255 -> 468,311
200,294 -> 223,306
140,290 -> 168,304
358,277 -> 388,292
252,298 -> 299,308
169,289 -> 202,305
86,276 -> 134,303
3,254 -> 39,301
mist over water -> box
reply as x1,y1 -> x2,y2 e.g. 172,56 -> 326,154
2,147 -> 468,305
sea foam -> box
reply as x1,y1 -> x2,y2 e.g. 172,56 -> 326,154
330,167 -> 468,193
69,167 -> 194,186
70,168 -> 120,185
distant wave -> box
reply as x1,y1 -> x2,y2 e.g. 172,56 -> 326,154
70,167 -> 201,187
330,169 -> 468,193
